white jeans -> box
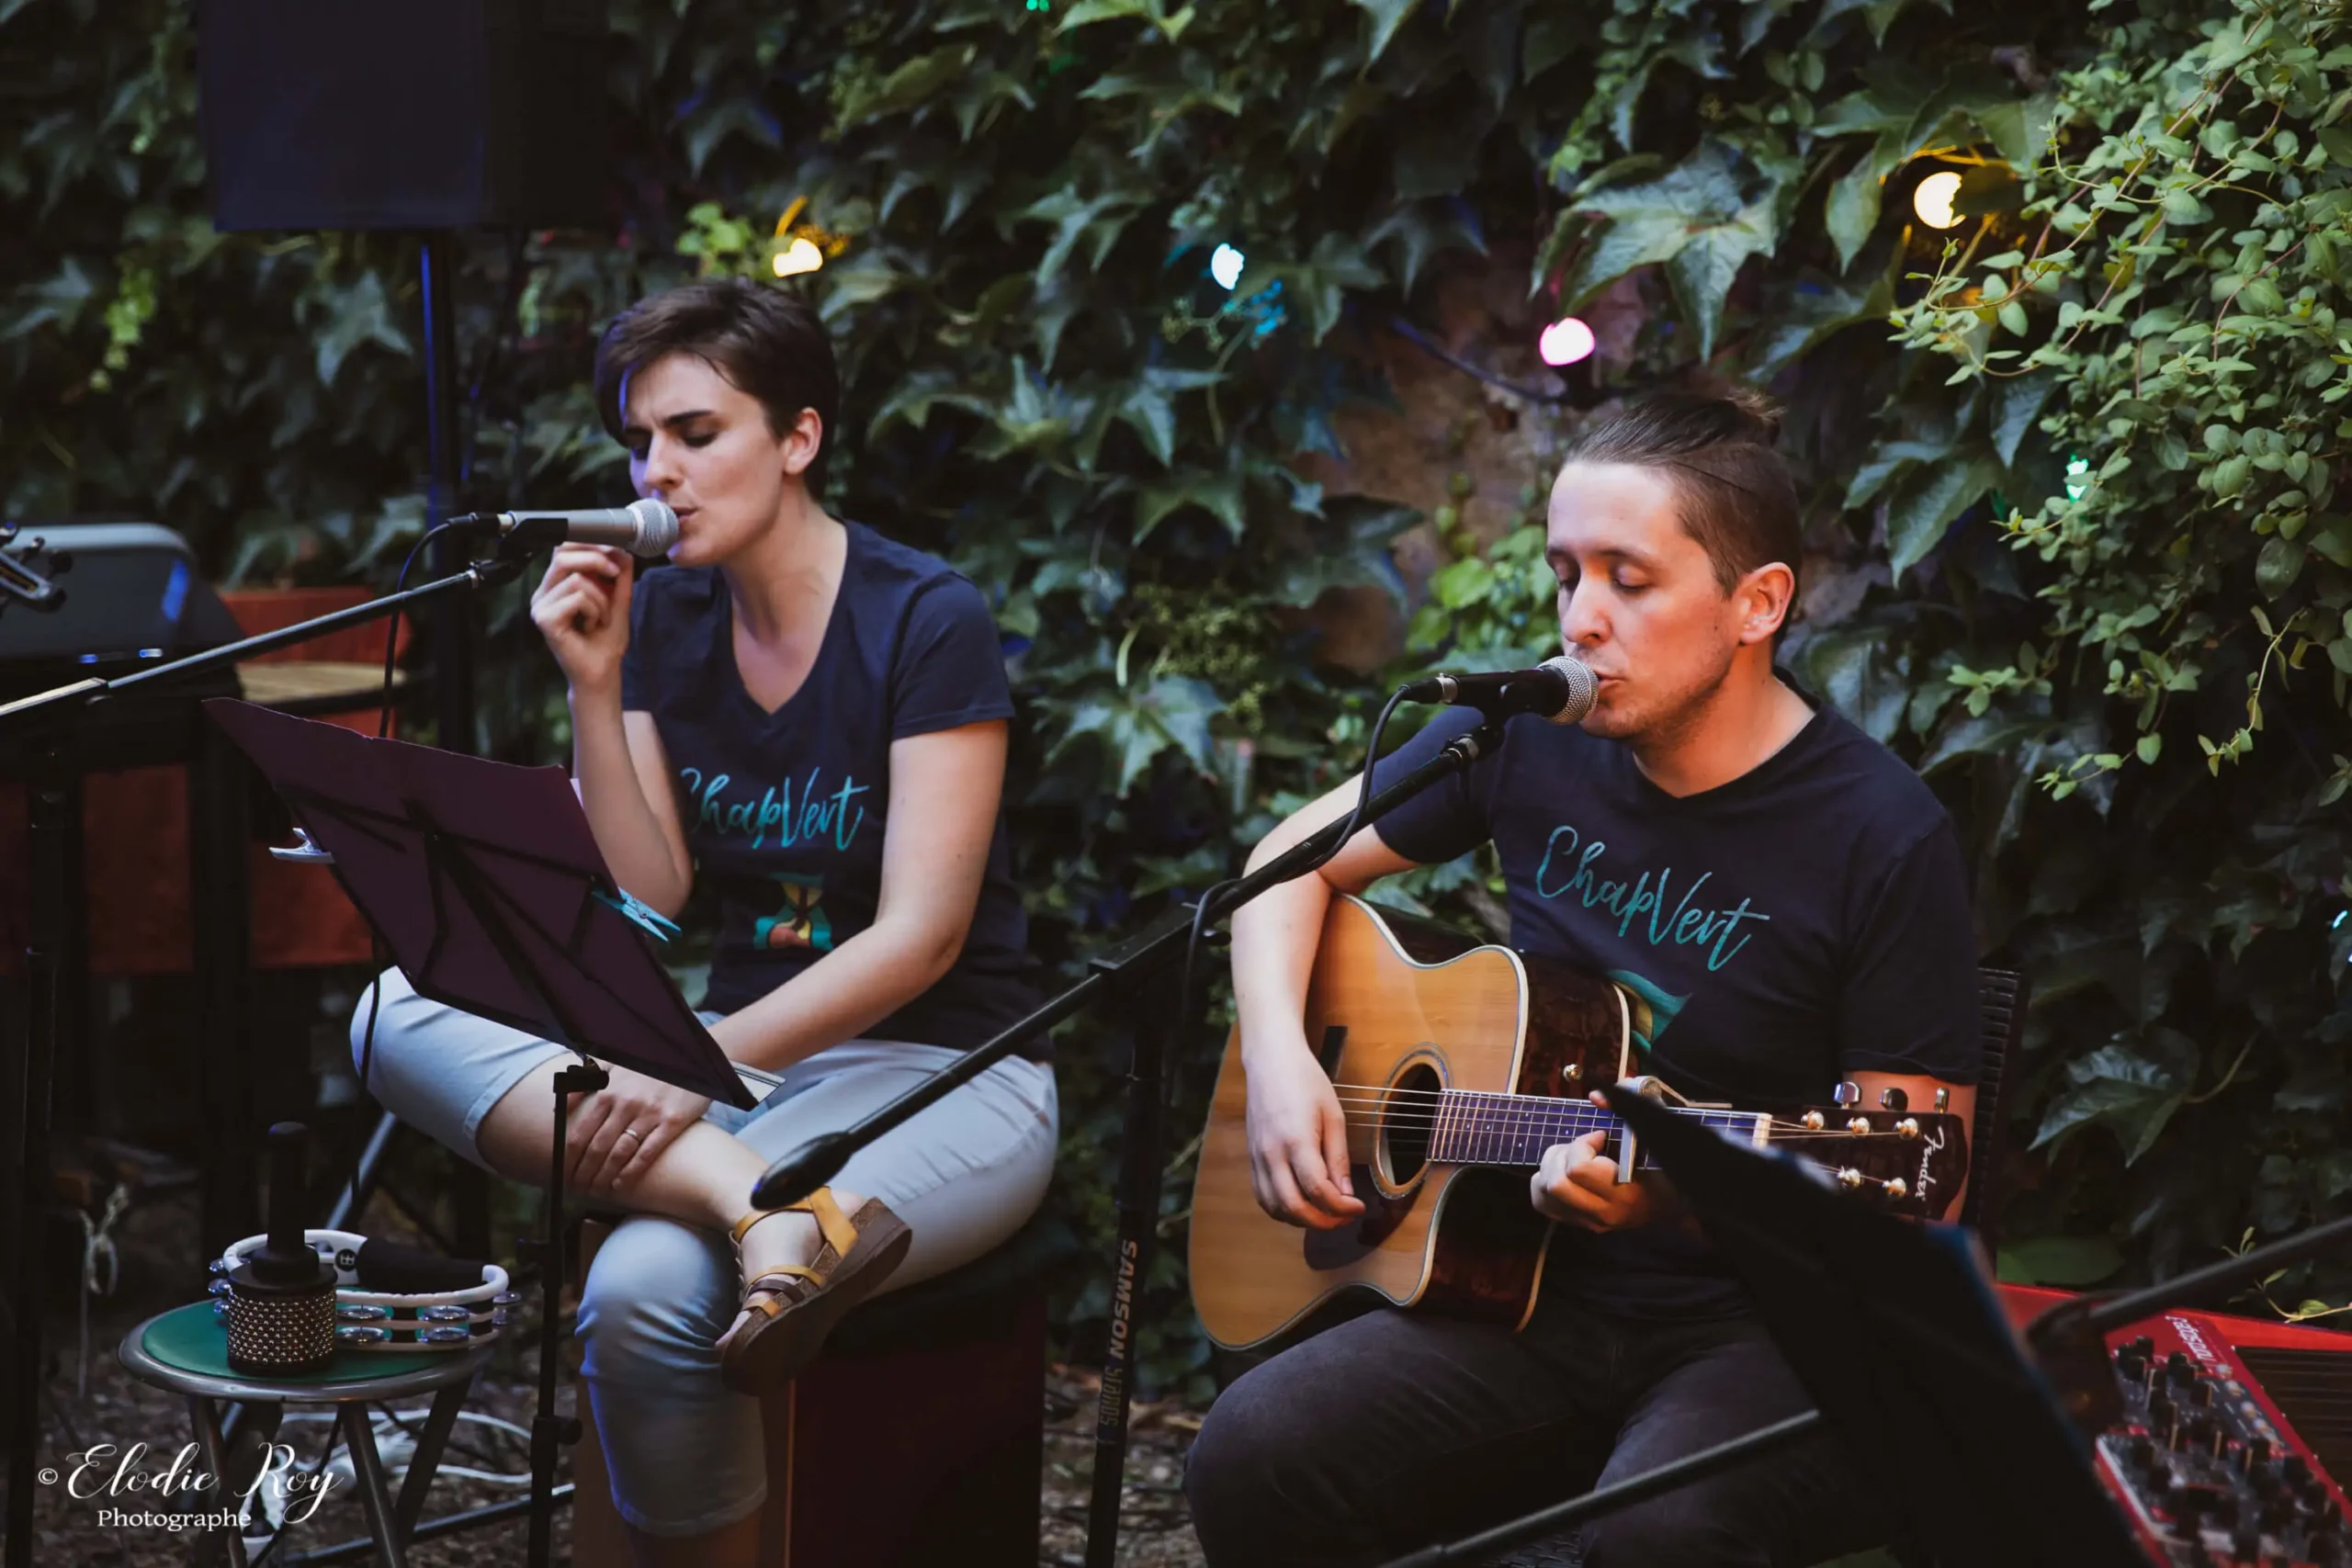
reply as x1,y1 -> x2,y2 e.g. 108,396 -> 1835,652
349,968 -> 1058,1535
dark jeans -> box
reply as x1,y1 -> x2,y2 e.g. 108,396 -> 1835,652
1183,1293 -> 1888,1568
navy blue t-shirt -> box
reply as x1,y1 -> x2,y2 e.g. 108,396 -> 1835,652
620,521 -> 1042,1056
1368,691 -> 1978,1318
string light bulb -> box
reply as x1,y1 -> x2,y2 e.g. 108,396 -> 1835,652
1209,243 -> 1246,290
772,237 -> 824,277
1539,316 -> 1596,367
1912,171 -> 1963,230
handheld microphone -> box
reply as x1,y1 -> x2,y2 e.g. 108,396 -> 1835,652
450,500 -> 680,557
1400,654 -> 1599,725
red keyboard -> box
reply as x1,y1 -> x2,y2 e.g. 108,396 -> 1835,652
2003,1285 -> 2352,1566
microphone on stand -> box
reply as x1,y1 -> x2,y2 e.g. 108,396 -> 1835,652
448,499 -> 680,557
1400,654 -> 1600,725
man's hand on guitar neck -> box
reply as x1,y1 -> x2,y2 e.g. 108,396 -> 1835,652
1243,1041 -> 1368,1231
1531,1103 -> 1687,1235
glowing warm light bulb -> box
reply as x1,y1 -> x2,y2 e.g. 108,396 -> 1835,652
1912,171 -> 1963,230
1538,316 -> 1597,367
1209,243 -> 1246,290
772,237 -> 824,278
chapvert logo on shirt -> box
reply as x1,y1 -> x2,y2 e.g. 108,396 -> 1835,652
1532,823 -> 1770,973
678,766 -> 871,852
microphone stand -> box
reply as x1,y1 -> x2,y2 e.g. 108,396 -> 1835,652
751,715 -> 1510,1568
0,541 -> 529,1568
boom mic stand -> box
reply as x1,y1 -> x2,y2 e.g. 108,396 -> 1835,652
0,538 -> 537,1568
751,716 -> 1510,1568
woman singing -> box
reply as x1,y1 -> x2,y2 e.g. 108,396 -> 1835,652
352,277 -> 1057,1564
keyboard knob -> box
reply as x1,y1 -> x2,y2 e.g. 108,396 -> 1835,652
2188,1378 -> 2213,1406
2114,1348 -> 2149,1382
2287,1455 -> 2313,1486
2238,1437 -> 2271,1472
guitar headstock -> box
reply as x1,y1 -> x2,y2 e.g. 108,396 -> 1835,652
1773,1105 -> 1970,1221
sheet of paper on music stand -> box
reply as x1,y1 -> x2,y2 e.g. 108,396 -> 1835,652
204,697 -> 754,1109
1606,1086 -> 2143,1567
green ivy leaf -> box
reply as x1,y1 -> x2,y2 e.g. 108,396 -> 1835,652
1885,449 -> 2001,580
2256,536 -> 2306,595
1116,380 -> 1177,467
833,44 -> 978,131
1970,92 -> 2057,169
1824,151 -> 1882,271
311,272 -> 411,387
1990,372 -> 2056,468
1136,472 -> 1246,541
1351,0 -> 1424,63
1565,144 -> 1779,359
2032,1041 -> 2191,1163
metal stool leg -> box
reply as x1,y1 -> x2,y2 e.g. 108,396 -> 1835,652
392,1382 -> 469,1542
336,1405 -> 408,1568
184,1397 -> 249,1568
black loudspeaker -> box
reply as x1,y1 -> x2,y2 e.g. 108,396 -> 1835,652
198,0 -> 609,231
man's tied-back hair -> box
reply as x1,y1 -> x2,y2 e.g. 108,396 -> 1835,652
594,277 -> 841,495
1563,386 -> 1801,599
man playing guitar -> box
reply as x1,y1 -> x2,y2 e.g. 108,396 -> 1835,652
1183,389 -> 1981,1567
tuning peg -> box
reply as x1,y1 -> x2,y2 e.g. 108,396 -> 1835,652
1933,1087 -> 1951,1112
1878,1087 -> 1908,1111
1882,1177 -> 1907,1202
1831,1081 -> 1860,1108
1847,1116 -> 1873,1134
1801,1110 -> 1826,1131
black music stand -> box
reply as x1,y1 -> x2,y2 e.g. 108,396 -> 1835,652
1600,1084 -> 2144,1567
202,698 -> 755,1568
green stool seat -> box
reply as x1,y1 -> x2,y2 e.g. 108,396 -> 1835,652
119,1302 -> 498,1568
135,1301 -> 460,1392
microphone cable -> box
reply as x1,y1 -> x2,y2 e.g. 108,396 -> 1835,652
345,518 -> 461,1227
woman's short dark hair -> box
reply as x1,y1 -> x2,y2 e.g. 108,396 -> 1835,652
594,277 -> 840,495
1562,387 -> 1801,603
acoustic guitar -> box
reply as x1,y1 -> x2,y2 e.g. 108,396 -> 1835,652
1188,895 -> 1971,1350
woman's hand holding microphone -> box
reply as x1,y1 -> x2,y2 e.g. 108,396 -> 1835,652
530,544 -> 637,694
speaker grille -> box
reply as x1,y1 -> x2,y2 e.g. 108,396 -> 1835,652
2236,1345 -> 2352,1488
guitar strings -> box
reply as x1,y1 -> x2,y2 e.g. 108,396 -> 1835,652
1322,1096 -> 1917,1142
1320,1082 -> 1931,1135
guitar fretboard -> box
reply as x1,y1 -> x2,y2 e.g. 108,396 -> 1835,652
1426,1089 -> 1767,1169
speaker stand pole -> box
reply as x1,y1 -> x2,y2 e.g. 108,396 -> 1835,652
416,231 -> 492,1265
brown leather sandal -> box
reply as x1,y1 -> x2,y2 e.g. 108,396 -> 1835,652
714,1188 -> 912,1396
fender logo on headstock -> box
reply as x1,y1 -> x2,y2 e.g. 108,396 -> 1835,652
1916,1124 -> 1946,1209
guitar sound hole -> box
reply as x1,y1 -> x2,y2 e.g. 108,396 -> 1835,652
1380,1062 -> 1442,1189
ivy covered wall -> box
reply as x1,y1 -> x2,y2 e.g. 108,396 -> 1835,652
6,0 -> 2349,1387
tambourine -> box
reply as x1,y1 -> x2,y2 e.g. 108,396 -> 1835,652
211,1229 -> 515,1352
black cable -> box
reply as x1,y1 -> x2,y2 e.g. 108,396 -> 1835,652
377,522 -> 458,740
344,520 -> 461,1226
